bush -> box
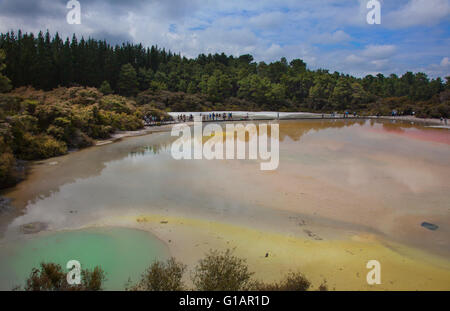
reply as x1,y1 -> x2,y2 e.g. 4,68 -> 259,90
46,125 -> 65,140
72,88 -> 102,106
253,271 -> 311,291
34,102 -> 72,130
128,258 -> 186,291
24,262 -> 106,291
21,99 -> 39,115
100,95 -> 133,114
10,114 -> 39,134
21,251 -> 320,291
434,102 -> 450,118
81,266 -> 107,291
25,262 -> 69,291
0,135 -> 16,188
99,110 -> 143,131
0,94 -> 23,114
192,249 -> 254,291
15,133 -> 67,160
65,129 -> 94,149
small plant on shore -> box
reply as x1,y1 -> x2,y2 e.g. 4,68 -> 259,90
22,262 -> 106,291
127,257 -> 186,291
21,252 -> 326,292
192,249 -> 254,291
251,271 -> 311,291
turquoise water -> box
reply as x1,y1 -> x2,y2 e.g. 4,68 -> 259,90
0,227 -> 169,290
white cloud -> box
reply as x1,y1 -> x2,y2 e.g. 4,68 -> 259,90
0,0 -> 448,78
361,44 -> 397,59
385,0 -> 450,28
311,30 -> 352,44
249,11 -> 285,29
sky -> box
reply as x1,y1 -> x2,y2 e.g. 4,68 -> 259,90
0,0 -> 449,78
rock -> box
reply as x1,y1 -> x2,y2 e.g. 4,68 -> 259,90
303,229 -> 323,240
0,197 -> 13,214
21,222 -> 48,234
421,222 -> 439,231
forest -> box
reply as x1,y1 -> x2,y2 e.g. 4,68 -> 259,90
0,30 -> 449,189
0,30 -> 449,116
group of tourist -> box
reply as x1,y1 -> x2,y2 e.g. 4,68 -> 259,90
176,112 -> 234,122
203,112 -> 233,121
176,114 -> 194,122
143,115 -> 162,125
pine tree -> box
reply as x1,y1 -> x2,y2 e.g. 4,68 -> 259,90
117,63 -> 138,97
99,80 -> 113,95
0,49 -> 11,93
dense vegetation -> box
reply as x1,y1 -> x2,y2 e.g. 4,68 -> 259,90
1,30 -> 449,116
1,30 -> 449,189
0,84 -> 169,189
21,262 -> 106,291
19,249 -> 327,291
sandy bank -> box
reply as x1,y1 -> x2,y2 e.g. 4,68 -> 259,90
98,213 -> 450,291
95,123 -> 177,146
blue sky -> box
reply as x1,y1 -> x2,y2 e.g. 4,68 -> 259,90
0,0 -> 449,78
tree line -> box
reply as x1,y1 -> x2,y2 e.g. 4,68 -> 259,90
1,30 -> 449,116
18,249 -> 327,291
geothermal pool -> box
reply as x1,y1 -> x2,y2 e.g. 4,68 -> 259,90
0,119 -> 449,290
0,227 -> 168,290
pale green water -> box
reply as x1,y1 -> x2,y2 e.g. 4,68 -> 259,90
0,227 -> 169,290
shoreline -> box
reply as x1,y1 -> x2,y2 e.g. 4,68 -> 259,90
95,123 -> 177,146
70,213 -> 450,291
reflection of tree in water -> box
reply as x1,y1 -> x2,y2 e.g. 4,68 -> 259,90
2,138 -> 174,214
279,120 -> 366,142
129,142 -> 172,157
379,120 -> 433,133
198,120 -> 369,144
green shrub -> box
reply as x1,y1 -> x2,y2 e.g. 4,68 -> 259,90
65,129 -> 94,149
46,125 -> 65,140
21,251 -> 320,291
86,124 -> 114,139
0,95 -> 21,114
0,135 -> 16,188
192,249 -> 254,291
15,133 -> 67,160
128,258 -> 186,291
71,88 -> 102,106
99,110 -> 143,131
435,102 -> 450,118
10,114 -> 39,134
21,100 -> 39,115
34,102 -> 72,130
100,95 -> 133,114
252,271 -> 311,291
24,262 -> 105,291
81,266 -> 107,291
